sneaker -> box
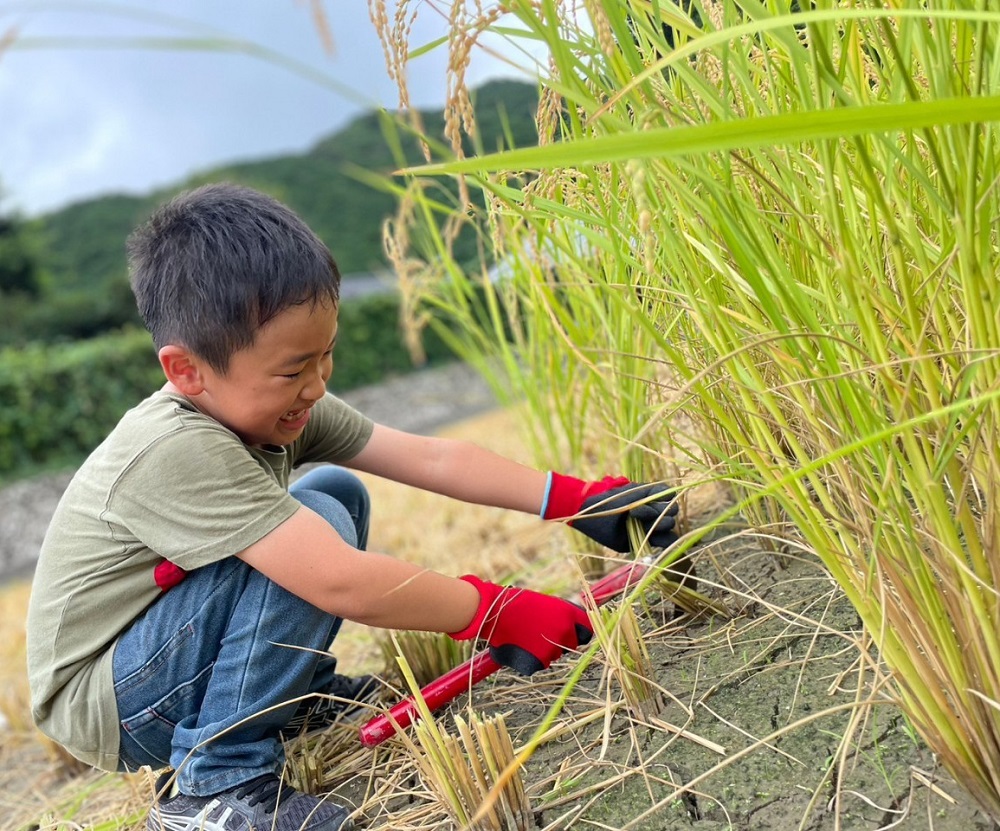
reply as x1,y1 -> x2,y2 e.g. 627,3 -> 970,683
285,674 -> 381,734
146,772 -> 352,831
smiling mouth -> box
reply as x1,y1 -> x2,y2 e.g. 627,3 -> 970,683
280,408 -> 309,425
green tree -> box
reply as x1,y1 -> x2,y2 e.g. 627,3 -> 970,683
0,212 -> 43,298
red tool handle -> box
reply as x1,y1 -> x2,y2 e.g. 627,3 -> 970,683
359,560 -> 651,747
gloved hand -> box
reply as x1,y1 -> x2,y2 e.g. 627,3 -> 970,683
448,574 -> 593,676
542,472 -> 678,552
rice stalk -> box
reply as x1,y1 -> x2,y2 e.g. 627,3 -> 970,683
285,722 -> 364,794
593,602 -> 665,720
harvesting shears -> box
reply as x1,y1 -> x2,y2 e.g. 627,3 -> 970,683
358,553 -> 663,748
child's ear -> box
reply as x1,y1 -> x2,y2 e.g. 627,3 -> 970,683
158,345 -> 206,395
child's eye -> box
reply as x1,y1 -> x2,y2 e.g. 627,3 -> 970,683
280,348 -> 333,379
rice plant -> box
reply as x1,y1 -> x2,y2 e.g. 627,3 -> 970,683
593,601 -> 666,719
285,723 -> 364,794
376,0 -> 1000,823
412,712 -> 532,831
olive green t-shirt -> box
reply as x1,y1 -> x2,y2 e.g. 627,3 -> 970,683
26,389 -> 374,771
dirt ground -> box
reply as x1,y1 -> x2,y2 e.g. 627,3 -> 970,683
308,487 -> 997,831
1,391 -> 997,830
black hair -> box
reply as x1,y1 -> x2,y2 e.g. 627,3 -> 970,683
127,182 -> 340,373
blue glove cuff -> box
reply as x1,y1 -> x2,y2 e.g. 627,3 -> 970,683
539,471 -> 554,518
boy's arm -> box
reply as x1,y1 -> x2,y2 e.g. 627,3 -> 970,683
346,424 -> 547,513
237,504 -> 592,675
346,424 -> 680,553
237,505 -> 479,631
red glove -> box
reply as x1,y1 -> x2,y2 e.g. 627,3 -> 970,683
542,472 -> 679,552
448,575 -> 593,676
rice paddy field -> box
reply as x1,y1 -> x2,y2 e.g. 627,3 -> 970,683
7,1 -> 1000,829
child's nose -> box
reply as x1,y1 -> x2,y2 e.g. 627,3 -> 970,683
301,369 -> 326,402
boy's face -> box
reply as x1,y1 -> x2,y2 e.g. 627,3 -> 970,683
184,299 -> 338,448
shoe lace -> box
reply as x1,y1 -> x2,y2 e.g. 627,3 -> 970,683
328,673 -> 372,698
234,775 -> 288,814
286,675 -> 379,733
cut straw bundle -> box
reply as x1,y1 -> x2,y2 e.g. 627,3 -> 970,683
412,712 -> 532,831
390,652 -> 532,830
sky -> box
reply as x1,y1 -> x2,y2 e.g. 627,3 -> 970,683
0,2 -> 536,217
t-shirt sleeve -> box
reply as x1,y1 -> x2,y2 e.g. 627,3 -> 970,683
109,422 -> 300,572
291,392 -> 375,467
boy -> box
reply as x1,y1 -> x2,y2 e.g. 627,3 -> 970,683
26,183 -> 678,831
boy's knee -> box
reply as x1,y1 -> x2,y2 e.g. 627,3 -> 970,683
291,467 -> 370,548
294,466 -> 368,505
293,489 -> 359,548
339,470 -> 370,517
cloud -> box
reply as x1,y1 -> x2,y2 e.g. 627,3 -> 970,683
0,2 -> 531,216
1,47 -> 134,210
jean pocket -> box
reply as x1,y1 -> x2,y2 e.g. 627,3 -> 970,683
118,662 -> 214,768
113,622 -> 197,698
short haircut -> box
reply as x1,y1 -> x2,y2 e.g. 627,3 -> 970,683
127,182 -> 340,373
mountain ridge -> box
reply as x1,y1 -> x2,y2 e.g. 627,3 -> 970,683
36,77 -> 539,291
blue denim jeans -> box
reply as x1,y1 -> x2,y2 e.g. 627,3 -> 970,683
112,466 -> 370,796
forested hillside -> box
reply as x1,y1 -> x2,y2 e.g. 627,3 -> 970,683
1,78 -> 538,347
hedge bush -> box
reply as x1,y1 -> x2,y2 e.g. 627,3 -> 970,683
332,292 -> 454,390
0,291 -> 456,480
0,327 -> 162,475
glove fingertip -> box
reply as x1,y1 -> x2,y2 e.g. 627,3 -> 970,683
632,503 -> 675,521
651,530 -> 680,549
490,644 -> 545,677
